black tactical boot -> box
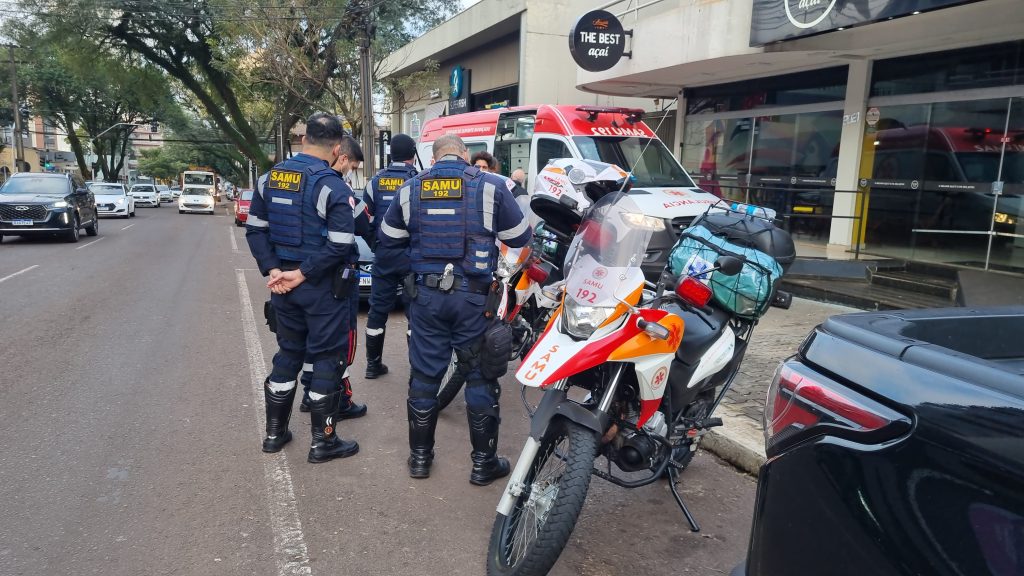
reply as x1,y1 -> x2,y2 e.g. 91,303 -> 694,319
308,392 -> 359,463
468,408 -> 511,486
365,329 -> 389,379
299,387 -> 311,413
337,376 -> 367,420
408,400 -> 438,478
262,378 -> 296,453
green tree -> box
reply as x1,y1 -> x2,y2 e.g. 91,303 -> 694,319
21,0 -> 458,170
14,30 -> 179,181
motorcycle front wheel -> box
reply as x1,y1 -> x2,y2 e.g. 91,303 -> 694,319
486,418 -> 598,576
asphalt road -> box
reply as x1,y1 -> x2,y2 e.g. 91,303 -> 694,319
0,202 -> 756,576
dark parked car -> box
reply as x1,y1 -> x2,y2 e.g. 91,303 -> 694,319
734,307 -> 1024,576
0,172 -> 99,243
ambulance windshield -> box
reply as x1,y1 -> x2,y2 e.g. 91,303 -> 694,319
573,136 -> 695,189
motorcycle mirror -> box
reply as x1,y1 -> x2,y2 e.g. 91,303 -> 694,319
715,255 -> 744,277
559,194 -> 578,210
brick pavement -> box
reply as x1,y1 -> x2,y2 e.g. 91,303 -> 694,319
704,298 -> 858,474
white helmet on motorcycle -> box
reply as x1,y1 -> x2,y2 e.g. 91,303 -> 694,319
530,158 -> 630,238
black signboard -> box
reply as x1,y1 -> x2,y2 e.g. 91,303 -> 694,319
569,10 -> 630,72
750,0 -> 981,46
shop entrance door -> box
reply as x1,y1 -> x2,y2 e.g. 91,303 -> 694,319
858,93 -> 1024,273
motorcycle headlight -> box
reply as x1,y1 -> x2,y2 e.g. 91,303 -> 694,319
496,254 -> 523,278
563,297 -> 616,339
51,200 -> 69,208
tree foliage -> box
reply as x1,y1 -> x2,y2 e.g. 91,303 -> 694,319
17,0 -> 460,173
13,29 -> 178,181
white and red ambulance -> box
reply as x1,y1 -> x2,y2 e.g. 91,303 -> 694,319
417,105 -> 719,278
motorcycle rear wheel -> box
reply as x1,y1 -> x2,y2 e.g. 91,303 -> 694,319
487,418 -> 598,576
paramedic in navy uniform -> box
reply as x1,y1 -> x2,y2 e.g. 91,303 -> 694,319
246,112 -> 361,464
378,133 -> 532,484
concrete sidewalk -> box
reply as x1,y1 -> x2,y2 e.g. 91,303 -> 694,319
702,298 -> 858,475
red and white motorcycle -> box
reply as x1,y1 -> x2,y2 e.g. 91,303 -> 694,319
486,191 -> 791,576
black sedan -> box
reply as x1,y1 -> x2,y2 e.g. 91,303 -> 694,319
0,172 -> 99,243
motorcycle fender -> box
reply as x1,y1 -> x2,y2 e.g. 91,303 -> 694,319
528,388 -> 610,441
688,329 -> 735,388
516,329 -> 587,387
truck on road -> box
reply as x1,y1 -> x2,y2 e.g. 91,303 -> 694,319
736,306 -> 1024,576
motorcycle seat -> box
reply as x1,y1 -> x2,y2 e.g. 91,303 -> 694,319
672,305 -> 731,367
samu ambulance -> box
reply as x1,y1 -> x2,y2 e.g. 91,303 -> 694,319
417,105 -> 719,278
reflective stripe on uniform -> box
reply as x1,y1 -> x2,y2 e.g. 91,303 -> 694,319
302,362 -> 313,372
271,197 -> 293,205
399,185 -> 411,225
328,231 -> 355,244
498,218 -> 529,241
380,219 -> 409,239
317,185 -> 333,219
246,214 -> 269,228
427,208 -> 456,215
482,182 -> 496,231
353,200 -> 367,216
257,174 -> 269,198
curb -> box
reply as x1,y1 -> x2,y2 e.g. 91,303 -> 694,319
701,411 -> 766,477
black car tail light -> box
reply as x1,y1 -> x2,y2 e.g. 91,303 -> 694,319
764,360 -> 911,456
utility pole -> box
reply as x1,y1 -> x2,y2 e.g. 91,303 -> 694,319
275,118 -> 285,163
358,0 -> 376,174
8,45 -> 24,173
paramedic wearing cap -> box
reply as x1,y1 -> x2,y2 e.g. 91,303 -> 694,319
363,133 -> 420,379
246,112 -> 360,464
378,133 -> 532,484
296,140 -> 369,418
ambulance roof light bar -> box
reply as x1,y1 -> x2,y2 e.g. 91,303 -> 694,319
576,106 -> 645,125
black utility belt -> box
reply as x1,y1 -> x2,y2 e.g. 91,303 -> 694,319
417,274 -> 490,295
279,261 -> 302,271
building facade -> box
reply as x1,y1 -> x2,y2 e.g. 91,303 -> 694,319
379,0 -> 664,146
575,0 -> 1024,273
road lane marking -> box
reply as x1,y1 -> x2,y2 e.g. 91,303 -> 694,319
235,269 -> 313,576
121,223 -> 135,231
229,226 -> 239,252
0,265 -> 39,284
75,237 -> 106,250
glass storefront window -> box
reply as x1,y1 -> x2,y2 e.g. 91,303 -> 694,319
686,67 -> 846,115
872,41 -> 1024,97
861,98 -> 1024,271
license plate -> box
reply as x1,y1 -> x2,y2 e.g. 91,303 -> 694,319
359,276 -> 372,287
12,219 -> 32,226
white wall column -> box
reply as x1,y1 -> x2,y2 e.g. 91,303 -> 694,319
673,88 -> 686,162
829,60 -> 872,249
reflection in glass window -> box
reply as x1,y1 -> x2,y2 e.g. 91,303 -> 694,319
686,67 -> 846,115
872,41 -> 1024,97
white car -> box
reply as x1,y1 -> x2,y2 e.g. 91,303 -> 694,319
129,184 -> 161,207
157,185 -> 173,203
178,188 -> 216,214
89,182 -> 135,218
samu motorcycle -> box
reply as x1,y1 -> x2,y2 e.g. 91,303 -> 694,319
485,192 -> 788,576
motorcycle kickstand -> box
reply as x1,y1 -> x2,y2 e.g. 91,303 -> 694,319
667,465 -> 701,532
